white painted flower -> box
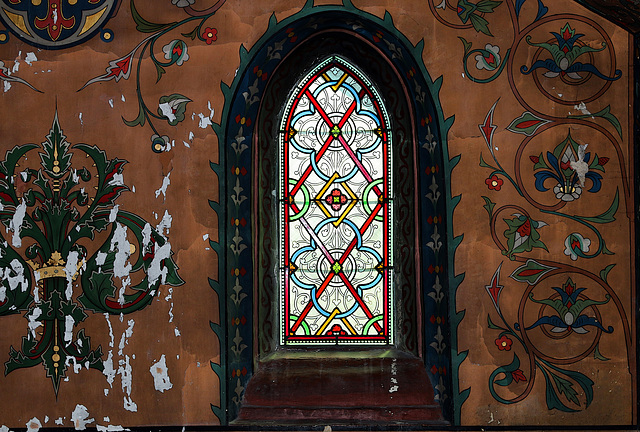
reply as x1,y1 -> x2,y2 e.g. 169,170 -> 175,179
162,40 -> 189,66
564,233 -> 591,260
475,44 -> 500,71
554,183 -> 582,201
171,0 -> 194,7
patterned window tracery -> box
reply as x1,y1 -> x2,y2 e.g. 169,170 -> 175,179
278,55 -> 393,345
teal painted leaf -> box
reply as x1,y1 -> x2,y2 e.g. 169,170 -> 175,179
469,13 -> 492,36
482,195 -> 495,218
459,36 -> 472,55
581,190 -> 618,224
510,259 -> 557,285
599,264 -> 615,283
131,0 -> 174,33
569,105 -> 622,138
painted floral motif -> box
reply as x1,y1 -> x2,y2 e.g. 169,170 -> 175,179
456,0 -> 502,36
495,335 -> 512,350
475,44 -> 501,70
563,233 -> 591,260
527,278 -> 613,335
521,23 -> 622,81
503,214 -> 547,259
485,174 -> 503,190
531,132 -> 607,202
0,112 -> 183,394
80,0 -> 225,152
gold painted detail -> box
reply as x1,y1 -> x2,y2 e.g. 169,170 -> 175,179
2,9 -> 32,37
78,5 -> 107,36
27,251 -> 84,280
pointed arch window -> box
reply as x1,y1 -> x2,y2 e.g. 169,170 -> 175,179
279,56 -> 393,346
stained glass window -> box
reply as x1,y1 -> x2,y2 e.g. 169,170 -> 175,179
279,56 -> 393,345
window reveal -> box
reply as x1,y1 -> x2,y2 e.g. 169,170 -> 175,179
278,56 -> 393,345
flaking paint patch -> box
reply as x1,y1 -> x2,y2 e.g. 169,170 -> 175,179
97,425 -> 128,432
4,81 -> 11,92
118,319 -> 135,356
26,417 -> 41,432
64,250 -> 81,300
570,144 -> 589,187
24,52 -> 37,66
64,314 -> 75,346
156,210 -> 172,239
27,307 -> 42,339
109,223 -> 132,303
158,102 -> 176,123
55,418 -> 64,425
79,112 -> 83,126
154,172 -> 172,200
109,205 -> 119,223
10,200 -> 27,247
108,99 -> 114,108
119,354 -> 136,412
150,354 -> 173,392
71,404 -> 94,430
197,101 -> 215,129
0,425 -> 10,432
148,243 -> 171,286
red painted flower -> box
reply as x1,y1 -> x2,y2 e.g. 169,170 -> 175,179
495,335 -> 512,351
202,27 -> 218,44
511,369 -> 527,383
485,175 -> 503,191
326,324 -> 346,336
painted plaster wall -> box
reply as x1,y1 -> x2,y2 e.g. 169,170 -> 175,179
0,0 -> 633,428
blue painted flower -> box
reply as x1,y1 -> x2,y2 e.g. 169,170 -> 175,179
521,23 -> 621,81
525,278 -> 613,334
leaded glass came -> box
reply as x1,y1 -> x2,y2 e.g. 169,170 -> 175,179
279,56 -> 393,345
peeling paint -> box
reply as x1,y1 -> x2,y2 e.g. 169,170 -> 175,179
27,307 -> 42,339
183,140 -> 190,148
156,210 -> 172,239
188,131 -> 194,141
570,144 -> 589,187
110,223 -> 132,303
3,81 -> 11,92
71,404 -> 94,430
0,425 -> 9,432
154,172 -> 172,200
24,52 -> 37,65
574,101 -> 591,116
64,314 -> 75,346
174,327 -> 181,337
109,205 -> 119,223
10,200 -> 27,247
97,425 -> 128,432
26,417 -> 41,432
117,319 -> 135,356
121,95 -> 126,102
150,354 -> 173,392
64,250 -> 81,300
79,112 -> 83,126
108,99 -> 114,108
118,354 -> 136,411
148,243 -> 171,286
158,102 -> 176,123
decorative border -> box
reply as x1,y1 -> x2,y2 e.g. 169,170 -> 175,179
210,0 -> 463,424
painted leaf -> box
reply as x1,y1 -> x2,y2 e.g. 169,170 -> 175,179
510,259 -> 557,285
507,112 -> 550,136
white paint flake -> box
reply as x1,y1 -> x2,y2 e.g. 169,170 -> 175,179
109,205 -> 119,223
0,425 -> 10,432
570,144 -> 589,187
118,353 -> 136,411
174,327 -> 181,337
148,243 -> 171,286
5,259 -> 29,292
156,210 -> 172,240
55,418 -> 64,425
150,354 -> 173,392
109,173 -> 124,186
71,404 -> 94,430
188,131 -> 194,141
64,314 -> 75,346
123,396 -> 137,412
198,113 -> 212,129
121,95 -> 126,102
108,99 -> 114,108
109,223 -> 132,303
26,417 -> 41,432
96,251 -> 107,267
25,52 -> 37,66
202,233 -> 209,241
118,319 -> 135,356
574,101 -> 591,116
79,112 -> 83,126
183,141 -> 190,148
64,251 -> 81,300
158,102 -> 176,123
154,172 -> 171,200
3,81 -> 11,92
103,351 -> 116,388
27,307 -> 42,339
97,426 -> 128,432
10,200 -> 27,247
105,313 -> 114,347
